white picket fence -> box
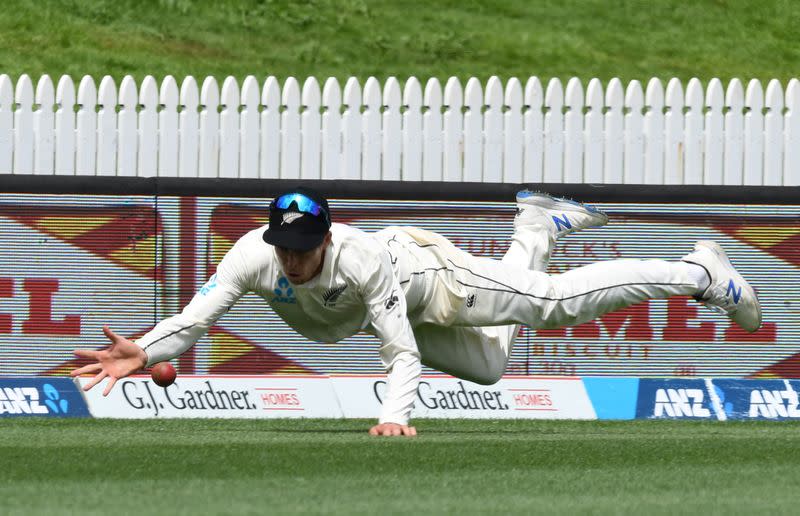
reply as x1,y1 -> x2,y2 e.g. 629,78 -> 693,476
1,73 -> 799,185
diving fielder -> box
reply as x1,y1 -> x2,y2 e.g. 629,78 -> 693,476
72,187 -> 761,436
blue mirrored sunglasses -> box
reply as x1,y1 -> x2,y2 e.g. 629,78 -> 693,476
273,193 -> 329,221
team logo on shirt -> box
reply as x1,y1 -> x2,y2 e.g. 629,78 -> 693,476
384,290 -> 399,311
199,273 -> 218,296
272,276 -> 297,304
322,284 -> 348,307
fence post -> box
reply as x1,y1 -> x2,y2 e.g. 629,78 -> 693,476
523,77 -> 543,183
199,76 -> 220,178
341,77 -> 362,180
422,77 -> 443,182
259,76 -> 279,179
664,78 -> 684,184
75,76 -> 97,176
543,78 -> 564,183
240,75 -> 260,179
280,77 -> 301,179
563,77 -> 584,183
442,77 -> 463,182
624,80 -> 644,184
178,76 -> 199,178
763,79 -> 784,185
463,78 -> 483,182
54,75 -> 75,175
321,77 -> 341,180
643,78 -> 664,185
159,75 -> 179,177
403,77 -> 423,181
33,75 -> 55,175
704,78 -> 724,185
483,76 -> 503,183
300,76 -> 321,180
382,76 -> 401,181
361,77 -> 381,180
14,74 -> 34,174
138,76 -> 158,177
219,76 -> 241,178
503,77 -> 523,183
604,78 -> 623,183
117,76 -> 138,177
723,79 -> 744,185
743,79 -> 765,185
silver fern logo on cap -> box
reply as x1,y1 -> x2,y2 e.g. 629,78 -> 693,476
281,212 -> 304,225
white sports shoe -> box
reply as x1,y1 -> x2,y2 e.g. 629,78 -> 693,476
681,240 -> 762,333
515,191 -> 608,237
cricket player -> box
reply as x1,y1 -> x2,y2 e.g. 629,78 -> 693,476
72,187 -> 761,436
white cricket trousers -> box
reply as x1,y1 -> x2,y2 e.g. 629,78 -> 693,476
377,224 -> 699,385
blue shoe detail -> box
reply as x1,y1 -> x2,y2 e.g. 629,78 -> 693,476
516,190 -> 536,199
516,190 -> 602,214
727,279 -> 742,304
552,214 -> 572,232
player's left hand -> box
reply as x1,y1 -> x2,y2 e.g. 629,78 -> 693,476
368,422 -> 417,437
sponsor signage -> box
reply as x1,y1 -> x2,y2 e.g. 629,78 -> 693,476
0,377 -> 90,417
635,379 -> 716,419
77,375 -> 341,418
331,375 -> 596,419
711,379 -> 800,420
582,377 -> 640,420
0,196 -> 795,380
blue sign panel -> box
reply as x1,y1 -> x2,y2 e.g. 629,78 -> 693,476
0,377 -> 90,417
582,377 -> 639,419
711,379 -> 800,420
636,379 -> 715,419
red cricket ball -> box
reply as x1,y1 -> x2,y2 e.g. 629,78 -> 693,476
151,362 -> 177,387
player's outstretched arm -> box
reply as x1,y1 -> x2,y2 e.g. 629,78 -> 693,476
70,325 -> 148,396
369,422 -> 417,437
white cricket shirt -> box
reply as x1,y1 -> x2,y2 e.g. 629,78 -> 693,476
136,223 -> 421,425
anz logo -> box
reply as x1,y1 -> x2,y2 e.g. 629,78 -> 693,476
272,276 -> 297,304
652,388 -> 711,418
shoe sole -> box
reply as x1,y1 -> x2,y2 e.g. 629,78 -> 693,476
516,191 -> 609,225
695,240 -> 762,332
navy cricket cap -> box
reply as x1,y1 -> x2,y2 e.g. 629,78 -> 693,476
262,187 -> 332,251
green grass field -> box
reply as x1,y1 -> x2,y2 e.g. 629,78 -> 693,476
3,418 -> 799,515
0,0 -> 798,84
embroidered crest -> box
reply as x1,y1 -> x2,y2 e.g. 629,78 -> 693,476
282,212 -> 304,225
384,290 -> 399,311
322,284 -> 348,307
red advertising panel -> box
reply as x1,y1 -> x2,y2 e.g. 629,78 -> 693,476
0,193 -> 796,379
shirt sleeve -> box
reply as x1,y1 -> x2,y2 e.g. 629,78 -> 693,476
359,249 -> 421,426
136,239 -> 252,366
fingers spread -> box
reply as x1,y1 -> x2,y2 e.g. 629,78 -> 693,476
83,371 -> 108,391
70,363 -> 102,377
102,325 -> 119,343
368,426 -> 379,436
103,376 -> 118,397
73,349 -> 100,359
405,426 -> 417,437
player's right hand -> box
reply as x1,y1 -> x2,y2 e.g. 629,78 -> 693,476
70,325 -> 148,396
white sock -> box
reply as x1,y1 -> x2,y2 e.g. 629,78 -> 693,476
683,262 -> 711,294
